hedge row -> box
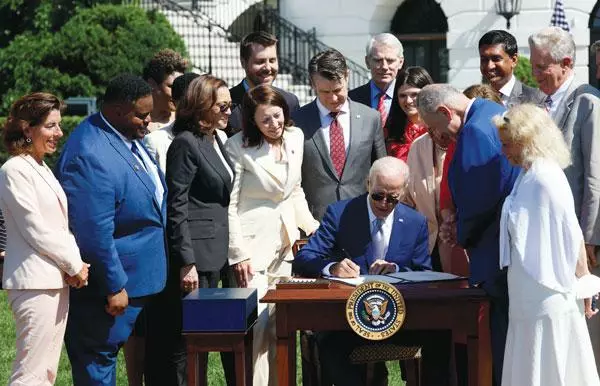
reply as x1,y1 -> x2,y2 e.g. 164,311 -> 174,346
0,4 -> 188,115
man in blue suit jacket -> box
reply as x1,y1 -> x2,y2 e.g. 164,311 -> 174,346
294,157 -> 450,386
418,84 -> 520,386
55,74 -> 167,385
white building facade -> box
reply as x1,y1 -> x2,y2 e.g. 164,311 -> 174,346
280,0 -> 600,89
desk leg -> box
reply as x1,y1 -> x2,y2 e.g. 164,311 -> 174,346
468,303 -> 492,386
245,329 -> 254,386
234,340 -> 247,386
187,349 -> 198,386
276,304 -> 296,385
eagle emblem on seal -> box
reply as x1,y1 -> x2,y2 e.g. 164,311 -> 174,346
361,294 -> 391,326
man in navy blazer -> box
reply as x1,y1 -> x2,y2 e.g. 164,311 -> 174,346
294,157 -> 451,386
227,31 -> 300,136
418,84 -> 519,386
56,74 -> 167,385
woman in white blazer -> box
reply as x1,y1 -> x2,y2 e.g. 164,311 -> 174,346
0,93 -> 88,386
226,84 -> 319,386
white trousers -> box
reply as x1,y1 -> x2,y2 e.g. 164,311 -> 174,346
231,241 -> 293,386
7,287 -> 69,386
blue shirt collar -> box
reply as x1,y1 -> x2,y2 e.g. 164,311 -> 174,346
242,79 -> 251,91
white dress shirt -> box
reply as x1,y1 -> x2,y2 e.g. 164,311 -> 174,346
498,75 -> 516,106
366,195 -> 395,259
316,98 -> 351,154
212,130 -> 234,182
548,73 -> 574,119
101,113 -> 165,205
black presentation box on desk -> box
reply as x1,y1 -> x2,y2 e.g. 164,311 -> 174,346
182,288 -> 258,332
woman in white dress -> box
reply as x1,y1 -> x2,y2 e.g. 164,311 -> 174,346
494,104 -> 600,386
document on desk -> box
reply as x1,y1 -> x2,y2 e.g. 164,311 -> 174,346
326,271 -> 464,286
387,271 -> 464,282
326,275 -> 403,286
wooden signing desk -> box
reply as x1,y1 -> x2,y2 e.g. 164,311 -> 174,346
262,279 -> 492,386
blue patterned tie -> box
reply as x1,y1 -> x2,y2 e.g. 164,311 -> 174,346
131,141 -> 147,171
372,218 -> 385,260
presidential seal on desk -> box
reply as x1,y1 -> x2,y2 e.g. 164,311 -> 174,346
346,281 -> 405,340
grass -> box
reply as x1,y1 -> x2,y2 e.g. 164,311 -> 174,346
0,291 -> 404,385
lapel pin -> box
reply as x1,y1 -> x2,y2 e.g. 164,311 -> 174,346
356,114 -> 361,119
398,218 -> 404,223
134,165 -> 140,171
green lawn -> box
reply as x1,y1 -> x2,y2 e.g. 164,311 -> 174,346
0,291 -> 403,385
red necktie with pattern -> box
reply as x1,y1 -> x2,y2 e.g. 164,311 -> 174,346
377,92 -> 388,137
329,112 -> 346,177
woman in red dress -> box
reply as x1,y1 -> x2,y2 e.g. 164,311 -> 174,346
384,66 -> 434,161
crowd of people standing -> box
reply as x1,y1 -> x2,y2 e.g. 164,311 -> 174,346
1,24 -> 600,386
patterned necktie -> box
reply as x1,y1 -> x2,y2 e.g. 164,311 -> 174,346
132,141 -> 162,204
377,92 -> 388,129
131,141 -> 147,171
329,112 -> 346,177
372,217 -> 385,260
544,95 -> 553,113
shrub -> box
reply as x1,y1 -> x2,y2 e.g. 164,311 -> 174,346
0,4 -> 188,115
0,116 -> 84,169
514,56 -> 538,88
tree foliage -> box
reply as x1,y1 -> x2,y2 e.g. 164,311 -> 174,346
0,4 -> 188,115
515,56 -> 538,88
0,0 -> 124,48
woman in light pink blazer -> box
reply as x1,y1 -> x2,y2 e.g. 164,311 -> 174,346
226,85 -> 319,386
0,93 -> 88,385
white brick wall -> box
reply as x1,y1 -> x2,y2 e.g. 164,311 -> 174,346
280,0 -> 598,89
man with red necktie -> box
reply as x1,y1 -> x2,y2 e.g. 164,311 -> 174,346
293,49 -> 387,222
349,33 -> 404,132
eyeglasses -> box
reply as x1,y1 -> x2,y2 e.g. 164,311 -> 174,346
370,192 -> 400,205
216,102 -> 232,113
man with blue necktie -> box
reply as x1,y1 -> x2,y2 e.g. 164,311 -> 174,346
294,156 -> 450,386
56,74 -> 167,385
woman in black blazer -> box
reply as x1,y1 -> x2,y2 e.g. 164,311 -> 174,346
167,75 -> 234,290
145,74 -> 235,386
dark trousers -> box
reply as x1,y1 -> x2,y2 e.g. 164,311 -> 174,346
479,272 -> 509,386
316,329 -> 452,386
145,264 -> 235,386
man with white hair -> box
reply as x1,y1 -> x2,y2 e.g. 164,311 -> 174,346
349,33 -> 404,126
294,157 -> 451,386
416,84 -> 520,386
530,26 -> 600,372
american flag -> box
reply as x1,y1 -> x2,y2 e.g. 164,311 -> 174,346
550,0 -> 570,32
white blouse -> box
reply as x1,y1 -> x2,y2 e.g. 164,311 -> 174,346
500,158 -> 582,293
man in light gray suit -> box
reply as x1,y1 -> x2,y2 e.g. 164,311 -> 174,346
530,26 -> 600,372
479,30 -> 545,107
293,49 -> 387,221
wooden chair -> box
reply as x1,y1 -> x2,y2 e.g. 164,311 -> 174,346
350,344 -> 422,386
291,239 -> 423,386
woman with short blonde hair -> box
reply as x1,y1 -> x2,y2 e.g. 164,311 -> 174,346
494,103 -> 570,168
494,103 -> 600,386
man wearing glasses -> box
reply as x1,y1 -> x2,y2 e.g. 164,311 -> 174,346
293,156 -> 450,386
294,156 -> 430,278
